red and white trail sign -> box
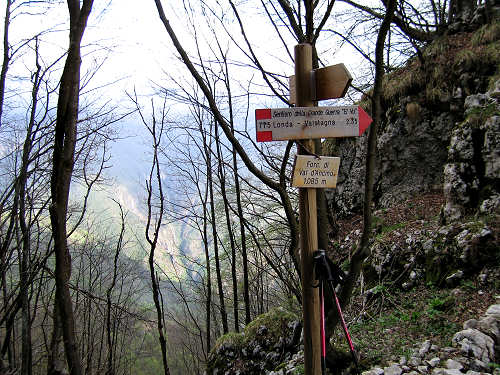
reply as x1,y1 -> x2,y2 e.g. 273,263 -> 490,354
255,105 -> 372,142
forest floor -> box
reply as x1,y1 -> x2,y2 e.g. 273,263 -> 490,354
329,193 -> 500,369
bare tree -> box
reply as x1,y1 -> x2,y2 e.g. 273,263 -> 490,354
49,1 -> 94,374
133,94 -> 172,375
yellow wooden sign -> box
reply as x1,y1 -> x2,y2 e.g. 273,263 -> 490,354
291,155 -> 340,188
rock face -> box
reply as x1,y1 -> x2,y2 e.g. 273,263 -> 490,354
441,85 -> 500,224
325,104 -> 456,219
326,79 -> 500,222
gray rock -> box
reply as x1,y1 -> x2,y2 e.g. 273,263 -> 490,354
409,356 -> 422,367
442,369 -> 464,375
432,368 -> 445,375
485,304 -> 500,319
252,344 -> 262,357
468,359 -> 489,372
446,270 -> 464,285
452,328 -> 495,363
427,357 -> 441,367
464,319 -> 478,330
476,315 -> 500,344
384,364 -> 403,375
419,340 -> 432,357
479,194 -> 500,215
418,365 -> 429,373
464,93 -> 492,112
445,359 -> 463,370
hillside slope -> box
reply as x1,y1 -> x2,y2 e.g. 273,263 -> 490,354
207,13 -> 500,375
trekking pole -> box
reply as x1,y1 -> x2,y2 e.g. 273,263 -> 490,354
319,280 -> 326,375
313,250 -> 361,375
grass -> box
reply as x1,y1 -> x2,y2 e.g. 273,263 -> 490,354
331,284 -> 496,369
379,20 -> 500,106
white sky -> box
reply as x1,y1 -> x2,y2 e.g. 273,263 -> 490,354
2,0 -> 376,184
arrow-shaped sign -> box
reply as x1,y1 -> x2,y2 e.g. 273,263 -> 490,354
289,63 -> 352,104
255,105 -> 372,142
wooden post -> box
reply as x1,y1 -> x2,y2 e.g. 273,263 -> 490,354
295,43 -> 321,375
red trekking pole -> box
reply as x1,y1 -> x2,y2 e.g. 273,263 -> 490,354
313,250 -> 360,375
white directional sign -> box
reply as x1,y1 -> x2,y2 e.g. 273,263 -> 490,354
255,106 -> 372,142
292,155 -> 340,188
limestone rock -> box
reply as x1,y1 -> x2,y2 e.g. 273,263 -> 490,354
452,328 -> 495,363
445,359 -> 463,370
384,364 -> 403,375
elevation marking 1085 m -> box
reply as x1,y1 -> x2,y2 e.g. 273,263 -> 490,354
255,105 -> 372,142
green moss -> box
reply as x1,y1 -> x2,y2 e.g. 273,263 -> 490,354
293,364 -> 305,374
212,332 -> 244,352
243,307 -> 298,345
466,102 -> 500,126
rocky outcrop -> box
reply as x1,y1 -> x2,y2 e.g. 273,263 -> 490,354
361,302 -> 500,375
335,215 -> 497,289
325,102 -> 456,219
441,82 -> 500,224
206,308 -> 302,375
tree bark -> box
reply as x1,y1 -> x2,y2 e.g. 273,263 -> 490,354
207,131 -> 229,334
49,2 -> 94,374
325,0 -> 397,367
0,0 -> 11,127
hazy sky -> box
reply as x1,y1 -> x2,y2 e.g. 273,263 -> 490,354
3,0 -> 368,187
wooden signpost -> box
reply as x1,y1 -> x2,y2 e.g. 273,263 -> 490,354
255,44 -> 372,375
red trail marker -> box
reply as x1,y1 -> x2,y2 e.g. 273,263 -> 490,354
255,105 -> 372,142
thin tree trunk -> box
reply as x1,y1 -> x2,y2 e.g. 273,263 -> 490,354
325,0 -> 397,366
105,202 -> 125,375
202,157 -> 212,355
18,38 -> 43,375
0,0 -> 11,127
143,101 -> 171,375
207,143 -> 229,334
214,120 -> 239,332
49,2 -> 94,375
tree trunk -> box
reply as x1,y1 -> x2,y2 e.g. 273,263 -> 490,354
207,130 -> 229,334
325,0 -> 397,368
49,2 -> 94,375
0,0 -> 11,127
214,120 -> 240,332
